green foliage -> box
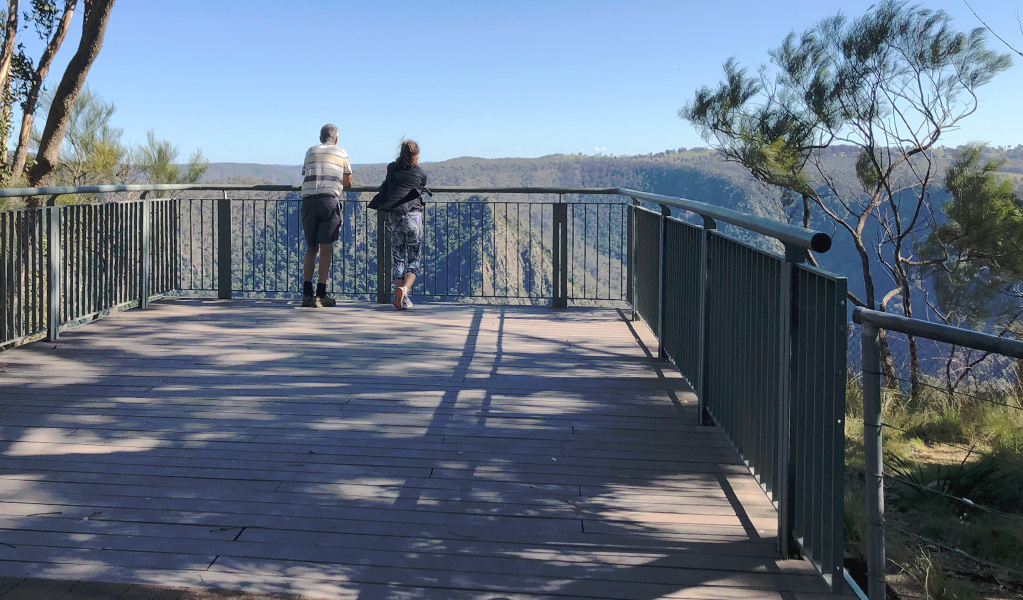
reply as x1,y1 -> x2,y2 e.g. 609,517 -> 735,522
845,375 -> 1023,596
25,86 -> 208,194
919,143 -> 1023,328
680,58 -> 817,199
134,130 -> 208,186
903,548 -> 970,600
681,0 -> 1013,327
887,451 -> 1001,511
40,86 -> 131,186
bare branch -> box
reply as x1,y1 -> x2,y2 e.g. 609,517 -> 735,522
965,0 -> 1023,58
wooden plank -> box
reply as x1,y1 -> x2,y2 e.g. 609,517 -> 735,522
0,530 -> 817,579
0,472 -> 775,515
0,300 -> 848,598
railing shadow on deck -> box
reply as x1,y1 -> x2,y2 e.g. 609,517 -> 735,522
1,183 -> 852,596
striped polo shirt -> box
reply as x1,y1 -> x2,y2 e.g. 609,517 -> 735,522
301,143 -> 352,197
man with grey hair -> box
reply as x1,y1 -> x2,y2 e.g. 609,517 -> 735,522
300,123 -> 353,307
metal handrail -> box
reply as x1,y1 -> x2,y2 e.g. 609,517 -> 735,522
853,307 -> 1023,358
620,189 -> 832,253
0,184 -> 833,253
852,306 -> 1023,600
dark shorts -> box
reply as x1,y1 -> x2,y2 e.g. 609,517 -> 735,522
301,193 -> 341,246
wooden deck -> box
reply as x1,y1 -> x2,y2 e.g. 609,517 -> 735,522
0,299 -> 842,599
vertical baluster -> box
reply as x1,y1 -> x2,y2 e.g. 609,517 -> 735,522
140,195 -> 151,309
3,212 -> 11,340
46,203 -> 61,341
552,200 -> 567,309
217,193 -> 232,299
91,204 -> 98,314
15,211 -> 23,337
1,212 -> 8,342
119,202 -> 126,304
283,199 -> 290,295
25,210 -> 33,335
103,202 -> 110,309
31,209 -> 39,334
272,199 -> 279,294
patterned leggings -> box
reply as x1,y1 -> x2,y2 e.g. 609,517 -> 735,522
387,211 -> 424,280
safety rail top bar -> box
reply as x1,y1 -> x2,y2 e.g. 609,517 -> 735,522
621,189 -> 831,253
853,307 -> 1023,359
0,184 -> 832,253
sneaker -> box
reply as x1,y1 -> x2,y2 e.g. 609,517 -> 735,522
301,295 -> 317,308
401,294 -> 414,310
317,295 -> 337,307
393,287 -> 405,311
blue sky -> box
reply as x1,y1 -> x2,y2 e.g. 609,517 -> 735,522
21,0 -> 1023,165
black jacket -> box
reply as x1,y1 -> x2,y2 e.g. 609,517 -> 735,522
369,163 -> 427,214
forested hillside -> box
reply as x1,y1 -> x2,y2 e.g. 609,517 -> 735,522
204,145 -> 1023,307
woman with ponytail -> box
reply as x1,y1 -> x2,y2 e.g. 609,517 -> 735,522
373,140 -> 428,310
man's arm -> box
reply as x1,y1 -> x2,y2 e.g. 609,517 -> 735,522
343,173 -> 352,188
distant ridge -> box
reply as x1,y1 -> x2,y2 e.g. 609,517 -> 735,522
201,163 -> 303,185
198,145 -> 1022,318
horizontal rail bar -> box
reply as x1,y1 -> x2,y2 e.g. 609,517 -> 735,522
0,184 -> 302,198
853,307 -> 1023,359
620,189 -> 831,253
0,184 -> 620,198
0,184 -> 833,253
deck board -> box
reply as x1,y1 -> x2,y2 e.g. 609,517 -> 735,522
0,299 -> 849,599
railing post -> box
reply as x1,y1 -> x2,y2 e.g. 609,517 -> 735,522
140,193 -> 152,309
376,210 -> 390,304
696,216 -> 716,425
217,192 -> 232,300
552,200 -> 567,309
861,319 -> 887,600
46,203 -> 61,341
627,199 -> 637,320
777,243 -> 804,558
656,205 -> 670,359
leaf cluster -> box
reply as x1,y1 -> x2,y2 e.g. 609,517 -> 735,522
27,85 -> 208,192
680,0 -> 1013,319
919,144 -> 1023,326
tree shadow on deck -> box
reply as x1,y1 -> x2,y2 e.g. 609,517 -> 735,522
0,299 -> 831,599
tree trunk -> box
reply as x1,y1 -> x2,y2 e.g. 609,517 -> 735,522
0,1 -> 17,95
898,274 -> 922,399
0,0 -> 18,175
1015,358 -> 1023,403
0,78 -> 11,178
26,0 -> 116,197
10,0 -> 78,180
800,194 -> 819,266
852,230 -> 899,386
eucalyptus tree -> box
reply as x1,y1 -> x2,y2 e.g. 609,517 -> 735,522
9,0 -> 78,179
48,85 -> 129,186
32,87 -> 207,190
681,0 -> 1011,390
0,1 -> 79,183
28,0 -> 115,195
918,144 -> 1023,393
133,129 -> 208,190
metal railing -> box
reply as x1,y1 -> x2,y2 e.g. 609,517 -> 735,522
628,191 -> 847,593
146,193 -> 629,305
853,308 -> 1023,600
1,208 -> 46,343
0,185 -> 635,345
0,182 -> 848,594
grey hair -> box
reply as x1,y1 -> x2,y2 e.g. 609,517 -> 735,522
319,123 -> 338,143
